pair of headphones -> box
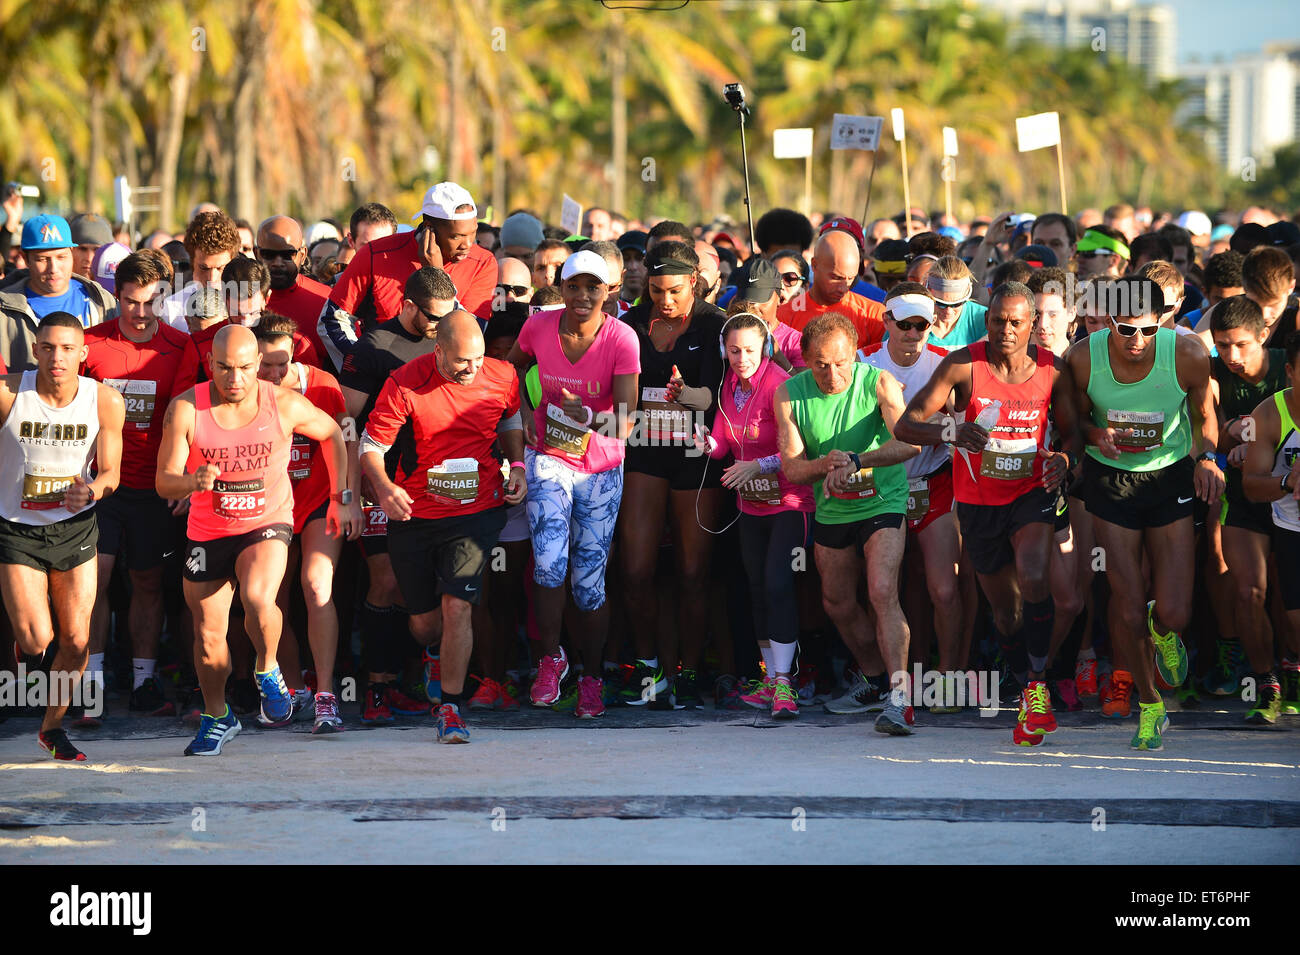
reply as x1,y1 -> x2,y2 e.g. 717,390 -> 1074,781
718,311 -> 774,360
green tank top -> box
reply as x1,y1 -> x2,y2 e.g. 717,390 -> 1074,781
1085,327 -> 1190,472
1213,348 -> 1286,502
786,362 -> 907,523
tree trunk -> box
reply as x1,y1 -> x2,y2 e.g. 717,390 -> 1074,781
157,54 -> 193,233
231,7 -> 266,221
86,81 -> 105,213
611,12 -> 626,214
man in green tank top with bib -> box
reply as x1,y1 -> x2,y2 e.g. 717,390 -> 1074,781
1065,277 -> 1224,751
774,313 -> 918,736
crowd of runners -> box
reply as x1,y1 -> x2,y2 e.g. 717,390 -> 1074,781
1,181 -> 1298,759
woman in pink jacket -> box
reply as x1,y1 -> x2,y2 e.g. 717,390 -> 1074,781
695,313 -> 815,718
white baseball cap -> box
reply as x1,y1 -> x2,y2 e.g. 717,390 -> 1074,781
1176,210 -> 1212,237
886,293 -> 936,323
559,250 -> 611,284
412,181 -> 478,222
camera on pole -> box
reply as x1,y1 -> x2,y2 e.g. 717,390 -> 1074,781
723,83 -> 757,255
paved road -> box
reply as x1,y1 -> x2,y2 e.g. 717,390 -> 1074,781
2,697 -> 1297,864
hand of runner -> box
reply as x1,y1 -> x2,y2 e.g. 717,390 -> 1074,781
417,226 -> 443,270
824,450 -> 852,473
1227,444 -> 1249,468
1093,426 -> 1134,460
721,458 -> 761,490
2,190 -> 21,230
192,463 -> 220,493
560,388 -> 588,423
982,212 -> 1015,247
692,423 -> 711,453
328,500 -> 363,541
167,497 -> 190,516
1039,448 -> 1069,492
954,422 -> 990,453
64,475 -> 93,513
378,482 -> 414,521
1193,454 -> 1226,503
666,365 -> 685,403
504,466 -> 527,505
823,462 -> 855,498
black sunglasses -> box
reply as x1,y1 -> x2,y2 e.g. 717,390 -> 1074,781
258,247 -> 300,262
497,284 -> 530,298
415,302 -> 454,324
892,319 -> 931,332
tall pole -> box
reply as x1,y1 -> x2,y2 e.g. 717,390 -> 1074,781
738,109 -> 756,254
611,12 -> 627,214
899,136 -> 913,238
804,154 -> 812,219
861,150 -> 878,226
1055,142 -> 1069,214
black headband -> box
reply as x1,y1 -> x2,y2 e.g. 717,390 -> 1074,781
648,259 -> 695,276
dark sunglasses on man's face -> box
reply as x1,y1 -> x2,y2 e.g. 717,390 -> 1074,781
413,302 -> 454,324
258,248 -> 299,262
1112,319 -> 1160,338
497,284 -> 530,298
892,319 -> 931,332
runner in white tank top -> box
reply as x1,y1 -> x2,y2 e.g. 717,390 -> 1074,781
0,314 -> 124,761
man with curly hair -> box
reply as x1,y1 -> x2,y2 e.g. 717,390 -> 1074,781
162,210 -> 241,333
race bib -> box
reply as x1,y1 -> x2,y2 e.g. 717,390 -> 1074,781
830,467 -> 877,500
543,403 -> 592,459
213,477 -> 266,519
906,476 -> 931,523
980,437 -> 1038,480
361,504 -> 388,537
426,457 -> 480,505
1106,409 -> 1165,451
21,471 -> 76,509
104,378 -> 157,430
738,474 -> 782,506
289,434 -> 313,481
641,387 -> 691,442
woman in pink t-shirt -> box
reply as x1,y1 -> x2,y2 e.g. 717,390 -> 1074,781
507,251 -> 640,718
695,313 -> 814,719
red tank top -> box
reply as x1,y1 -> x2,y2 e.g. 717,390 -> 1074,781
185,379 -> 294,540
952,343 -> 1054,506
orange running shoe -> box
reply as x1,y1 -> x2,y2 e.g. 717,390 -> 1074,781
1101,669 -> 1134,719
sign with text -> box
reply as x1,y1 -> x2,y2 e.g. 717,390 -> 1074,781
560,194 -> 582,236
830,114 -> 883,152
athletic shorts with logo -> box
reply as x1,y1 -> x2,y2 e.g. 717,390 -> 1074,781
1082,455 -> 1194,530
183,524 -> 293,583
956,485 -> 1056,575
96,486 -> 174,570
0,508 -> 98,573
813,512 -> 904,550
387,506 -> 508,613
1220,481 -> 1274,536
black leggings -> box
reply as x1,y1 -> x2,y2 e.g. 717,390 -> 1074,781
738,510 -> 810,646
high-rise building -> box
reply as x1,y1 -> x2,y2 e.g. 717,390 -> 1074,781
998,0 -> 1177,80
1178,52 -> 1298,173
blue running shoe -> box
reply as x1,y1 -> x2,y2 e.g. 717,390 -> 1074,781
423,651 -> 442,706
254,666 -> 293,726
436,703 -> 470,744
184,706 -> 242,756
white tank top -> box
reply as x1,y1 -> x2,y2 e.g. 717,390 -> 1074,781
0,371 -> 101,525
1272,390 -> 1300,533
858,342 -> 951,477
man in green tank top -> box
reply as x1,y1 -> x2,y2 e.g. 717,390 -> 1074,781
1210,296 -> 1288,725
1065,277 -> 1224,752
774,312 -> 918,736
1242,335 -> 1300,721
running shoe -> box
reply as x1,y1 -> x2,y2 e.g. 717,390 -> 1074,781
676,668 -> 701,711
648,674 -> 683,711
423,650 -> 442,706
70,705 -> 105,729
929,672 -> 963,714
290,687 -> 315,722
575,676 -> 606,719
741,676 -> 777,710
468,677 -> 505,711
183,706 -> 242,756
312,692 -> 343,734
621,660 -> 667,706
1175,678 -> 1200,709
825,671 -> 889,714
874,691 -> 915,736
254,666 -> 293,726
180,686 -> 205,725
714,674 -> 746,710
1013,712 -> 1045,746
530,648 -> 570,707
771,678 -> 798,720
1202,639 -> 1244,696
1245,676 -> 1283,725
1101,669 -> 1133,719
1130,700 -> 1169,751
1282,664 -> 1300,716
435,703 -> 470,743
129,676 -> 176,717
551,680 -> 579,712
38,728 -> 86,761
795,663 -> 820,705
1019,681 -> 1058,736
1074,657 -> 1099,697
361,684 -> 395,724
1147,601 -> 1188,689
1050,678 -> 1082,712
385,682 -> 429,716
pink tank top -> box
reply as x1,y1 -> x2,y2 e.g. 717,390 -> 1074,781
185,379 -> 294,541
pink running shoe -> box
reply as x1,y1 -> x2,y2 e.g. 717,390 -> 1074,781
771,678 -> 798,720
740,676 -> 776,710
529,647 -> 569,707
575,676 -> 606,719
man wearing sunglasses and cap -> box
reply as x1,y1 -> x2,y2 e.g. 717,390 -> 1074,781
1074,226 -> 1130,281
1064,276 -> 1224,751
317,182 -> 496,371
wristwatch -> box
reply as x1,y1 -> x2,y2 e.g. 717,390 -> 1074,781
849,452 -> 862,471
85,485 -> 96,502
1195,451 -> 1217,465
331,489 -> 354,505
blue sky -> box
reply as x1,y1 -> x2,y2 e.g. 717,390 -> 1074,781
1168,0 -> 1300,61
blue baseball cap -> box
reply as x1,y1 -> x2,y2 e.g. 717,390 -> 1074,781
21,214 -> 74,251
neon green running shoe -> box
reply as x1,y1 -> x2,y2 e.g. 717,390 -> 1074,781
1282,666 -> 1300,716
1147,600 -> 1188,688
1131,699 -> 1169,751
1244,677 -> 1283,725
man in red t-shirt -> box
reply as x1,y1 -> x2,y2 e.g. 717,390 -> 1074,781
360,311 -> 526,744
80,251 -> 199,719
256,215 -> 332,364
776,230 -> 886,350
318,181 -> 497,370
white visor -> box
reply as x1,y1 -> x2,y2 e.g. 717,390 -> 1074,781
886,293 -> 936,323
